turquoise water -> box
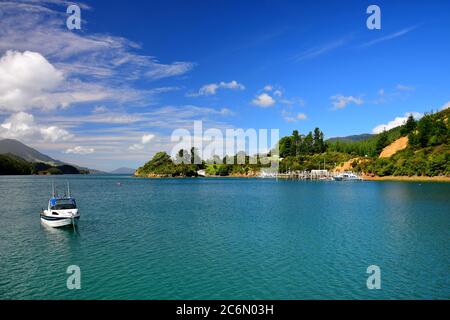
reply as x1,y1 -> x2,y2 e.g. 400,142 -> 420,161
0,175 -> 449,300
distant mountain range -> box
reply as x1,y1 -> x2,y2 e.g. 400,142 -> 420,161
327,134 -> 374,143
110,167 -> 135,174
0,139 -> 101,173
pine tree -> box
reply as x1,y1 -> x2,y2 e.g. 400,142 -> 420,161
375,130 -> 389,155
401,114 -> 417,135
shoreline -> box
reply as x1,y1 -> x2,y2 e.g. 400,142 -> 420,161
362,175 -> 450,183
134,173 -> 450,182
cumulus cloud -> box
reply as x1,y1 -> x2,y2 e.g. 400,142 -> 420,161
441,101 -> 450,111
189,80 -> 245,97
252,93 -> 276,108
331,94 -> 364,110
0,112 -> 73,142
372,112 -> 423,134
64,146 -> 95,155
0,51 -> 63,112
0,50 -> 114,112
40,126 -> 73,142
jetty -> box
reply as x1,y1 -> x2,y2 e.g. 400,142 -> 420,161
259,168 -> 362,181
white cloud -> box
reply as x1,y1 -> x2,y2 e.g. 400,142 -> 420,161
293,37 -> 349,62
40,126 -> 73,142
0,1 -> 194,81
0,1 -> 194,115
129,133 -> 155,151
129,144 -> 144,151
141,134 -> 155,144
263,85 -> 283,97
372,112 -> 423,134
273,89 -> 283,97
0,50 -> 115,112
0,111 -> 73,142
331,94 -> 364,110
93,106 -> 108,113
282,110 -> 307,122
43,105 -> 235,130
197,83 -> 219,96
360,26 -> 417,48
0,51 -> 62,112
219,80 -> 245,90
252,93 -> 276,108
297,113 -> 307,120
145,61 -> 195,80
190,80 -> 245,96
440,101 -> 450,111
64,146 -> 95,155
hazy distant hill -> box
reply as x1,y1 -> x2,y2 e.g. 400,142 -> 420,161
327,134 -> 374,143
110,167 -> 135,174
0,139 -> 100,173
0,139 -> 62,165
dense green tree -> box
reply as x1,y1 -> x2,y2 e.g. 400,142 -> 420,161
401,114 -> 417,135
375,130 -> 389,155
0,154 -> 32,175
304,132 -> 314,154
279,136 -> 293,158
417,114 -> 433,148
313,127 -> 326,153
292,130 -> 301,156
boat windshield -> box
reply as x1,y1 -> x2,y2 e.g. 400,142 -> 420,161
51,199 -> 77,210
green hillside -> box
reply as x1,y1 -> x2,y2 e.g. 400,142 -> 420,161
0,154 -> 88,175
278,108 -> 449,177
357,108 -> 450,177
135,108 -> 450,178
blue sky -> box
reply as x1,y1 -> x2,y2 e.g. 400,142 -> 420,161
0,0 -> 449,171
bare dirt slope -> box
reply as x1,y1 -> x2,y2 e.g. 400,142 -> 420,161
334,158 -> 362,172
379,136 -> 408,158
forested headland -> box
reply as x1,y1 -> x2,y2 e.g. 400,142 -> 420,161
135,108 -> 450,179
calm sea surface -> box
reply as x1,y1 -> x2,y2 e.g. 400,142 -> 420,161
0,175 -> 449,299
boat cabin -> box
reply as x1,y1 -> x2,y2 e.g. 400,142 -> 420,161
49,197 -> 77,210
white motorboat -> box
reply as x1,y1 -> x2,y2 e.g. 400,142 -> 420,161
40,182 -> 79,228
333,171 -> 363,181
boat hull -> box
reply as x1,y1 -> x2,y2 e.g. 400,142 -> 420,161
40,214 -> 79,228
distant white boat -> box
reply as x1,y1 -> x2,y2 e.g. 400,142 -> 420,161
197,170 -> 206,177
40,182 -> 79,228
333,172 -> 363,181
